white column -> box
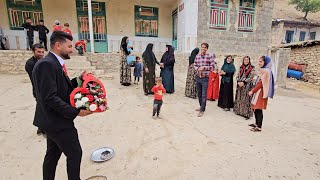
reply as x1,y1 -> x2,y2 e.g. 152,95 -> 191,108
88,0 -> 95,53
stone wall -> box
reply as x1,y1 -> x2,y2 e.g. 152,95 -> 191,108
290,45 -> 320,85
0,50 -> 33,74
197,0 -> 273,59
271,22 -> 285,46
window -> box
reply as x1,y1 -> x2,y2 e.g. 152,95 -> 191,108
238,0 -> 256,32
310,32 -> 316,40
6,0 -> 43,30
285,30 -> 294,43
209,0 -> 229,30
135,6 -> 158,37
299,31 -> 306,41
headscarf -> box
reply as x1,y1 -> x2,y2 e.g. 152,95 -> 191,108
120,36 -> 129,55
189,48 -> 199,65
252,56 -> 275,105
142,43 -> 157,65
221,55 -> 236,83
239,56 -> 254,78
161,45 -> 175,66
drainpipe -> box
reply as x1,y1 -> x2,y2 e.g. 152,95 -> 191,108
88,0 -> 95,53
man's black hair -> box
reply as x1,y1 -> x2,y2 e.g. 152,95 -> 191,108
50,31 -> 73,47
31,43 -> 45,52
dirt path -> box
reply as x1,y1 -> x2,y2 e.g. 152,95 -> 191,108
0,73 -> 319,180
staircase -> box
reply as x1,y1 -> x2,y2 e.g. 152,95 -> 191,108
65,56 -> 106,78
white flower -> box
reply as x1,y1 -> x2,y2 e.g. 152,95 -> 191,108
75,100 -> 84,108
81,97 -> 89,103
74,93 -> 82,99
89,104 -> 97,111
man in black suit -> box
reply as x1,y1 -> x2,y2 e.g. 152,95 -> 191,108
32,31 -> 92,180
25,43 -> 45,135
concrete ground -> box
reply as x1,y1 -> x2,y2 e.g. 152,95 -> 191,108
0,72 -> 319,180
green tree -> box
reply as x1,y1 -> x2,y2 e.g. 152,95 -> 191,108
289,0 -> 320,20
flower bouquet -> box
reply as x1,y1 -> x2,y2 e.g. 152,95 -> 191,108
70,73 -> 108,112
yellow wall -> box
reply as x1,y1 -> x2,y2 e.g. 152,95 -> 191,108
41,0 -> 78,34
0,0 -> 9,30
106,0 -> 174,38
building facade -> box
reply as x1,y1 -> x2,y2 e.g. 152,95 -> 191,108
0,0 -> 274,56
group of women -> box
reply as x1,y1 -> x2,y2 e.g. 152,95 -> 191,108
119,36 -> 175,95
119,36 -> 274,132
185,48 -> 274,131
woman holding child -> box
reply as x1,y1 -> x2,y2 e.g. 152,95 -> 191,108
120,36 -> 132,86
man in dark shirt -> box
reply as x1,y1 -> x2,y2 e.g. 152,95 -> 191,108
36,20 -> 49,51
22,17 -> 37,50
25,43 -> 45,135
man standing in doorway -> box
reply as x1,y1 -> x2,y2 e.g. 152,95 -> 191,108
32,31 -> 92,179
194,43 -> 215,117
37,20 -> 50,51
22,17 -> 37,50
25,43 -> 45,135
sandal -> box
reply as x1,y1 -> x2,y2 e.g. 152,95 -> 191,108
248,124 -> 256,128
250,127 -> 261,132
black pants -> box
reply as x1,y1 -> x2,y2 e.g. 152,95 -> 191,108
134,76 -> 140,82
153,99 -> 163,116
254,109 -> 263,128
43,128 -> 82,180
196,76 -> 209,112
39,38 -> 48,50
27,36 -> 34,50
75,46 -> 84,55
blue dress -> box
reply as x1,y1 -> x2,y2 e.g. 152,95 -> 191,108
134,62 -> 143,77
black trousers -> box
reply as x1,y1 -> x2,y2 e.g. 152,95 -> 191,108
43,128 -> 82,180
153,99 -> 163,116
254,109 -> 263,128
39,38 -> 48,50
134,76 -> 140,82
27,36 -> 34,50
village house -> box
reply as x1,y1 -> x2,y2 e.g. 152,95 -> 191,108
271,0 -> 320,46
0,0 -> 274,57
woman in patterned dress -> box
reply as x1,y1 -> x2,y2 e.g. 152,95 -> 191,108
233,56 -> 255,119
120,36 -> 132,86
185,48 -> 199,98
142,43 -> 160,95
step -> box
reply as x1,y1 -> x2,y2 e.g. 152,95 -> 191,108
67,66 -> 96,72
65,60 -> 92,67
68,69 -> 105,77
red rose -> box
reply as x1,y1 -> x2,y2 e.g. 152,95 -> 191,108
81,88 -> 90,94
86,95 -> 94,102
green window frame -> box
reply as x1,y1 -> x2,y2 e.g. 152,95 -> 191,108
6,0 -> 43,30
134,5 -> 159,37
238,0 -> 256,32
209,0 -> 229,30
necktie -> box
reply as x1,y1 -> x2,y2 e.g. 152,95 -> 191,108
62,64 -> 68,76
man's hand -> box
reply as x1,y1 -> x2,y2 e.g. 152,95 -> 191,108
145,68 -> 149,73
78,110 -> 93,117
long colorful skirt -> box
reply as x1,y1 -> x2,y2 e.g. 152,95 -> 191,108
185,64 -> 197,99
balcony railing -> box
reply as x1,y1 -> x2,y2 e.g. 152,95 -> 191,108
238,10 -> 255,32
209,7 -> 228,30
8,9 -> 42,29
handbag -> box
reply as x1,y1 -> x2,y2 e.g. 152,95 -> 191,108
127,55 -> 136,67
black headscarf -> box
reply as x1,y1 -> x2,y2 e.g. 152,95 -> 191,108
189,48 -> 199,65
142,43 -> 158,66
120,36 -> 130,55
161,45 -> 175,67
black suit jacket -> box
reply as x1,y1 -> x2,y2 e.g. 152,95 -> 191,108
32,52 -> 79,131
25,56 -> 38,98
